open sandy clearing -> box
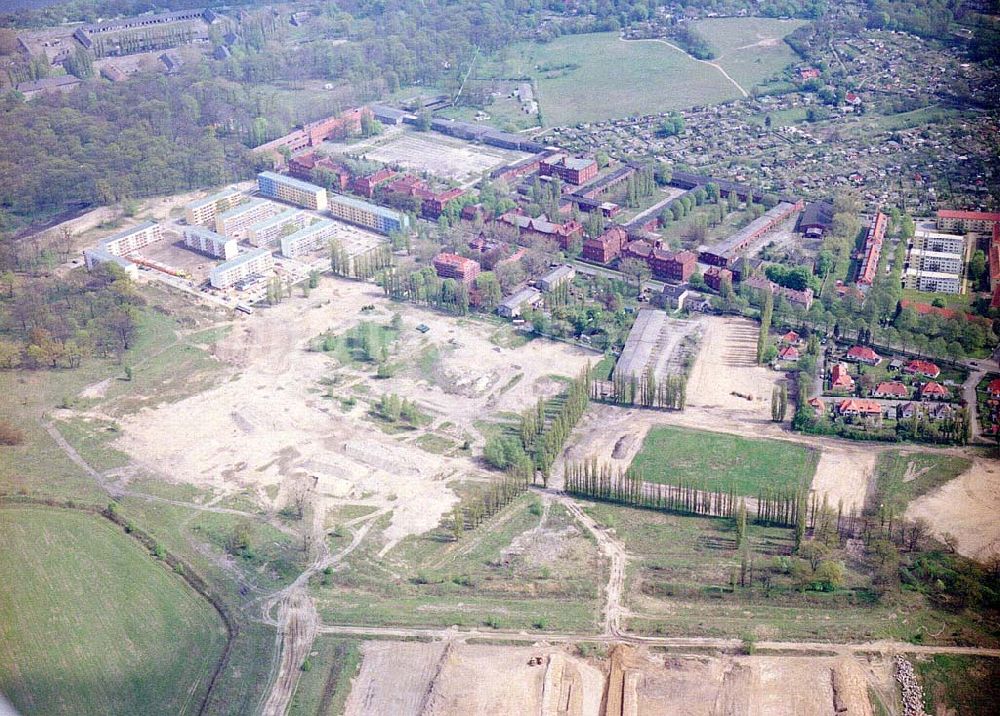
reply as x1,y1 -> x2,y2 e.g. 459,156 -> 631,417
111,278 -> 595,548
809,445 -> 876,516
685,316 -> 781,421
906,456 -> 1000,562
344,641 -> 603,716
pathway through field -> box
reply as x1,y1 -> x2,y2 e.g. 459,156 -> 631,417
620,37 -> 749,97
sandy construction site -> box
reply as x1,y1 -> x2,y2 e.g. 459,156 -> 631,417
343,641 -> 891,715
110,278 -> 596,548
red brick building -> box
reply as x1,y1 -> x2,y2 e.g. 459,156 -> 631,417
433,253 -> 481,284
621,240 -> 696,281
704,266 -> 734,291
582,226 -> 628,263
288,152 -> 351,190
539,154 -> 599,185
351,168 -> 399,198
498,212 -> 584,249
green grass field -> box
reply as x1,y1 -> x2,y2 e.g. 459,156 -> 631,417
506,33 -> 740,125
871,451 -> 971,515
288,637 -> 361,716
630,426 -> 818,496
0,506 -> 228,716
915,654 -> 1000,715
691,17 -> 807,91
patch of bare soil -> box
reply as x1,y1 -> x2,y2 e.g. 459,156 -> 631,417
906,456 -> 1000,562
810,445 -> 877,516
685,316 -> 781,421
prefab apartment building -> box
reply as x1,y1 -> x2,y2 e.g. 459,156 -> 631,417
280,219 -> 341,258
185,188 -> 245,227
209,248 -> 275,289
247,208 -> 308,248
97,221 -> 163,257
257,171 -> 328,211
327,193 -> 410,235
215,198 -> 277,239
183,226 -> 238,260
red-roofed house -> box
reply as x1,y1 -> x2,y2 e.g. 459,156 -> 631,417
836,399 -> 883,420
904,360 -> 940,379
807,397 -> 825,415
935,209 -> 1000,234
780,331 -> 801,345
988,379 -> 1000,399
799,68 -> 821,81
830,363 -> 855,392
846,345 -> 882,366
920,381 -> 950,400
778,345 -> 800,362
873,381 -> 908,399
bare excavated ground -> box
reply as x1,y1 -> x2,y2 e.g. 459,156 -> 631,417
344,642 -> 604,716
906,456 -> 1000,562
343,641 -> 890,716
110,278 -> 595,550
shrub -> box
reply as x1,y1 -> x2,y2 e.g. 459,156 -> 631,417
740,633 -> 757,655
0,420 -> 25,446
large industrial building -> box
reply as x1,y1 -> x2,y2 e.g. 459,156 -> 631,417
182,226 -> 238,260
327,193 -> 410,235
209,248 -> 275,290
184,188 -> 245,227
280,220 -> 341,259
257,171 -> 328,211
215,198 -> 278,239
247,208 -> 308,248
698,201 -> 801,267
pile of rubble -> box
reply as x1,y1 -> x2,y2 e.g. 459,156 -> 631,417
895,655 -> 927,716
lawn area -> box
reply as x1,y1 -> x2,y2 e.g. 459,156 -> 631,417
505,33 -> 740,126
311,495 -> 605,633
692,17 -> 807,91
914,654 -> 1000,715
0,506 -> 228,716
629,426 -> 818,496
871,450 -> 971,516
287,637 -> 361,716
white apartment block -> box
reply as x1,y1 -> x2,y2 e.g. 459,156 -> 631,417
280,219 -> 340,258
98,220 -> 163,256
215,198 -> 278,239
185,188 -> 245,227
909,249 -> 963,275
247,208 -> 308,248
183,226 -> 238,260
209,248 -> 275,289
83,247 -> 139,277
257,171 -> 328,211
912,230 -> 966,256
904,268 -> 962,294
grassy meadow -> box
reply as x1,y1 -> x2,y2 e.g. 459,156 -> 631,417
692,17 -> 807,91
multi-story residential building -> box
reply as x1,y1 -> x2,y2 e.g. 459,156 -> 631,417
904,269 -> 962,294
539,154 -> 598,185
209,248 -> 275,289
82,247 -> 139,276
183,226 -> 238,260
247,209 -> 308,248
909,249 -> 963,276
582,225 -> 628,263
498,212 -> 584,250
911,230 -> 966,256
935,209 -> 1000,234
257,171 -> 328,211
432,253 -> 481,284
856,211 -> 887,287
215,198 -> 278,239
279,220 -> 341,259
98,220 -> 163,257
185,188 -> 245,227
327,194 -> 410,235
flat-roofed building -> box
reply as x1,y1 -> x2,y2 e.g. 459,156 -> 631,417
909,249 -> 963,275
216,198 -> 278,239
183,226 -> 238,260
247,208 -> 308,248
280,220 -> 341,259
185,188 -> 245,227
432,253 -> 481,284
912,230 -> 966,256
327,193 -> 410,235
83,247 -> 139,277
257,171 -> 328,211
935,209 -> 1000,234
98,221 -> 163,256
904,268 -> 962,294
498,287 -> 543,318
209,248 -> 275,290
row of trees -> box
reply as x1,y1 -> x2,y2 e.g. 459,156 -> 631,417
590,367 -> 687,411
330,243 -> 393,281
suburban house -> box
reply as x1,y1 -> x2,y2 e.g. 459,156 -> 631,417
904,360 -> 941,379
928,403 -> 956,421
920,381 -> 950,400
988,378 -> 1000,398
780,331 -> 801,345
830,363 -> 855,391
897,402 -> 918,420
778,345 -> 800,362
846,345 -> 882,366
873,381 -> 908,398
836,398 -> 884,420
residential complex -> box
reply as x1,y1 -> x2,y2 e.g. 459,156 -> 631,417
247,209 -> 308,248
279,220 -> 340,259
183,226 -> 238,260
209,248 -> 275,290
215,198 -> 278,239
257,171 -> 328,211
904,230 -> 965,294
83,221 -> 163,276
185,188 -> 245,227
327,193 -> 410,235
432,253 -> 481,284
935,209 -> 1000,234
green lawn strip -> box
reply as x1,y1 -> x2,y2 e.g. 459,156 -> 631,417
914,654 -> 1000,715
0,506 -> 227,716
629,425 -> 818,496
872,451 -> 971,516
287,637 -> 361,716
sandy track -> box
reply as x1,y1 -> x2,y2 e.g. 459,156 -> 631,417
906,456 -> 1000,561
809,445 -> 877,516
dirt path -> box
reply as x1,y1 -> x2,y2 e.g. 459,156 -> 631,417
620,37 -> 750,97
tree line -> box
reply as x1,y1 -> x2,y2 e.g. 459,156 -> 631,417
590,366 -> 686,410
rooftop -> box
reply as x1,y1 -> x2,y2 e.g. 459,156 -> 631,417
258,171 -> 326,195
